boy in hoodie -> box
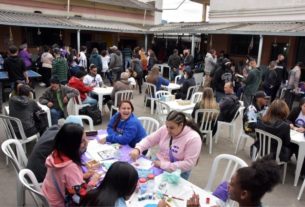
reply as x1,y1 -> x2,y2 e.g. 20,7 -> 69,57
52,48 -> 68,85
89,48 -> 102,73
4,45 -> 29,89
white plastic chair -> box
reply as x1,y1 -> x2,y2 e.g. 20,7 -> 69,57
1,139 -> 28,206
0,115 -> 39,154
193,72 -> 204,86
68,95 -> 90,115
144,82 -> 157,114
154,99 -> 170,124
110,90 -> 133,118
68,115 -> 94,131
156,90 -> 171,99
255,129 -> 288,184
184,92 -> 203,116
138,117 -> 160,135
174,75 -> 182,84
186,85 -> 199,100
215,106 -> 245,145
298,179 -> 305,200
19,169 -> 49,207
194,109 -> 219,154
205,154 -> 248,191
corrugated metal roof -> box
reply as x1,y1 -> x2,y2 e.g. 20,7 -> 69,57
149,21 -> 305,36
87,0 -> 156,11
0,10 -> 146,33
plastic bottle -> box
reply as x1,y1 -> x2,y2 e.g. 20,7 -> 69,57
138,178 -> 147,194
147,174 -> 155,193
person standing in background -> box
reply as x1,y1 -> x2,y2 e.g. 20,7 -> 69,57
4,45 -> 29,89
168,49 -> 181,81
40,45 -> 54,87
52,48 -> 68,85
89,48 -> 102,74
122,45 -> 132,69
204,49 -> 217,88
78,45 -> 87,70
19,43 -> 32,70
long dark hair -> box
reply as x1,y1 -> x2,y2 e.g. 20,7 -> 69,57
81,162 -> 138,206
166,110 -> 202,139
53,123 -> 84,165
112,100 -> 134,130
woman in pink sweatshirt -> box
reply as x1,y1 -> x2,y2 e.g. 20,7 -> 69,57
42,123 -> 90,207
130,111 -> 202,180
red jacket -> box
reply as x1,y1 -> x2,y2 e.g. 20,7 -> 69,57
68,77 -> 93,101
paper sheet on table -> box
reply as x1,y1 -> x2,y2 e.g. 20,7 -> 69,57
132,157 -> 153,170
87,140 -> 116,162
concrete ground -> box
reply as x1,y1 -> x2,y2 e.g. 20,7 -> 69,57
0,83 -> 305,207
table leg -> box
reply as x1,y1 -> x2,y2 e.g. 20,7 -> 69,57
98,94 -> 104,113
294,144 -> 305,186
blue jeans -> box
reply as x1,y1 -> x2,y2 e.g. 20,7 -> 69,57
124,57 -> 131,69
82,96 -> 97,106
181,171 -> 191,180
50,108 -> 64,125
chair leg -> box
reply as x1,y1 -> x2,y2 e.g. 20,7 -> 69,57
298,179 -> 305,200
231,125 -> 236,144
17,180 -> 25,206
282,163 -> 287,184
208,133 -> 212,154
235,135 -> 242,154
150,100 -> 154,115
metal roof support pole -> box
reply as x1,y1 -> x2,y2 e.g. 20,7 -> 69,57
144,34 -> 148,52
257,35 -> 264,67
191,34 -> 195,57
77,29 -> 81,53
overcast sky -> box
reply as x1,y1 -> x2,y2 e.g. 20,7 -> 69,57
162,0 -> 203,23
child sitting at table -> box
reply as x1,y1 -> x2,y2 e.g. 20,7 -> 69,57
42,123 -> 99,206
81,162 -> 138,206
130,110 -> 202,180
99,100 -> 147,148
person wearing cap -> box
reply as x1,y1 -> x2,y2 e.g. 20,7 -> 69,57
52,47 -> 68,85
39,76 -> 79,125
26,115 -> 84,182
78,45 -> 87,69
4,45 -> 29,88
18,43 -> 32,70
212,58 -> 234,102
9,83 -> 41,137
242,58 -> 261,107
68,70 -> 97,106
106,72 -> 131,110
83,64 -> 103,87
109,45 -> 123,82
243,91 -> 268,136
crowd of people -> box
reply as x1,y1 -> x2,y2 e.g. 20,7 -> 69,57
2,42 -> 305,207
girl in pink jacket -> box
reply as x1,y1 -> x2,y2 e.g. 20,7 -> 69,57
130,111 -> 202,180
42,123 -> 93,207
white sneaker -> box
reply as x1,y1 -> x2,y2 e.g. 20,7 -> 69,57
39,82 -> 46,87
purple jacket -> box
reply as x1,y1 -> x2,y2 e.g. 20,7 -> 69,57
19,49 -> 32,68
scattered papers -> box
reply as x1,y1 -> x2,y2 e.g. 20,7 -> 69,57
87,140 -> 117,162
132,157 -> 153,170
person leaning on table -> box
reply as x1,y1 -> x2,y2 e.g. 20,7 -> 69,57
130,110 -> 202,180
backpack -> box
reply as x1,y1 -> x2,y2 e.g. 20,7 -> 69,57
80,105 -> 102,125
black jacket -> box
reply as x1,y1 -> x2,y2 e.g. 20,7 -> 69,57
213,67 -> 233,92
4,56 -> 26,81
218,94 -> 240,122
26,125 -> 60,182
287,107 -> 301,125
178,77 -> 196,100
255,120 -> 292,162
9,95 -> 41,137
168,54 -> 181,69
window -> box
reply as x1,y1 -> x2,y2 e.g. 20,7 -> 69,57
230,35 -> 259,56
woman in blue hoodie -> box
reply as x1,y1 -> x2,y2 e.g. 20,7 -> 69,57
99,100 -> 147,148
